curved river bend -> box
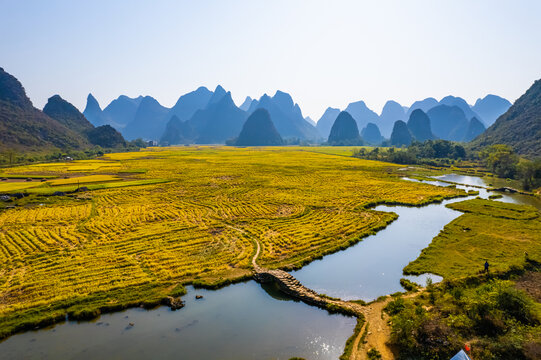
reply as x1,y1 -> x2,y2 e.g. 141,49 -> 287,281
1,174 -> 538,359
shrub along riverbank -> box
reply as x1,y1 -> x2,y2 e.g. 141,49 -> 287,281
386,263 -> 541,359
387,198 -> 541,359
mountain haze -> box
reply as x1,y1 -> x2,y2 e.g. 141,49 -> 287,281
471,79 -> 541,158
464,117 -> 486,142
305,116 -> 316,126
327,111 -> 362,145
390,120 -> 413,146
248,91 -> 319,141
122,96 -> 169,140
427,105 -> 470,142
361,123 -> 384,145
407,97 -> 439,117
83,94 -> 106,126
235,108 -> 283,146
316,107 -> 340,139
169,86 -> 213,122
407,109 -> 436,142
189,91 -> 247,144
379,100 -> 406,138
344,101 -> 379,132
472,95 -> 512,126
239,96 -> 255,111
160,115 -> 195,145
439,95 -> 481,123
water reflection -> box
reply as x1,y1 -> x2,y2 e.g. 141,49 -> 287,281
0,282 -> 355,360
433,174 -> 541,210
294,173 -> 540,301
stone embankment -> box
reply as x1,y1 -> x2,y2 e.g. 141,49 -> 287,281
251,241 -> 364,317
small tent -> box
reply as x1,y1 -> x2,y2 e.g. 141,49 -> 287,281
450,349 -> 472,360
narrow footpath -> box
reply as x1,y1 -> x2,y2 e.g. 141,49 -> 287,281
350,297 -> 395,360
251,239 -> 365,317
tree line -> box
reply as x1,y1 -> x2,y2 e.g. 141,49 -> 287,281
353,140 -> 541,191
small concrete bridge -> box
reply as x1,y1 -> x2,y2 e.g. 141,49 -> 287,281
251,241 -> 365,317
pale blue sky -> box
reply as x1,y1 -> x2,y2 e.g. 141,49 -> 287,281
1,0 -> 540,120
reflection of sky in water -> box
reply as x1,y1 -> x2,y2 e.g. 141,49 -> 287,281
434,174 -> 541,209
295,174 -> 540,301
294,194 -> 466,301
0,283 -> 355,360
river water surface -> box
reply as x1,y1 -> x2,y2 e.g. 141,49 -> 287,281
293,174 -> 540,301
1,174 -> 538,359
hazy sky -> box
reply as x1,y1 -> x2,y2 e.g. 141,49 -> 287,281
1,0 -> 540,120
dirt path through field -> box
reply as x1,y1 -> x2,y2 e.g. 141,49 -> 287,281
351,291 -> 423,359
252,238 -> 260,268
354,297 -> 394,360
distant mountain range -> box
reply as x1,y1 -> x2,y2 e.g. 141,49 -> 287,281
316,107 -> 341,139
471,78 -> 541,158
2,65 -> 526,153
85,87 -> 321,144
188,90 -> 247,144
385,106 -> 485,145
472,95 -> 512,127
247,91 -> 320,141
344,101 -> 380,133
81,80 -> 512,145
0,67 -> 126,152
318,94 -> 508,145
379,101 -> 406,138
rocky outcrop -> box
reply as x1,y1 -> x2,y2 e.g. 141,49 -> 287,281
407,109 -> 435,142
235,108 -> 283,146
327,111 -> 362,145
390,120 -> 413,146
361,122 -> 384,145
163,296 -> 185,310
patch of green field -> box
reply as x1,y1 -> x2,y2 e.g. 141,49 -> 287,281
0,181 -> 42,192
4,160 -> 121,174
404,199 -> 541,278
46,174 -> 122,186
22,179 -> 169,195
0,174 -> 56,179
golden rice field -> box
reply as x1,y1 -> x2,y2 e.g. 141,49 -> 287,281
0,146 -> 464,337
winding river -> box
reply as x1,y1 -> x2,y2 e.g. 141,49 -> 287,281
1,174 -> 538,359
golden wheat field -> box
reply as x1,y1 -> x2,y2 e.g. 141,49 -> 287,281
0,146 -> 464,337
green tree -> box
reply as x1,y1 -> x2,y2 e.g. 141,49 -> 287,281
518,159 -> 541,190
480,144 -> 519,178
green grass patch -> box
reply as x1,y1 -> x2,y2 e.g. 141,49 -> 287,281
0,174 -> 56,179
24,179 -> 169,195
404,199 -> 541,279
0,282 -> 173,340
339,317 -> 365,360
